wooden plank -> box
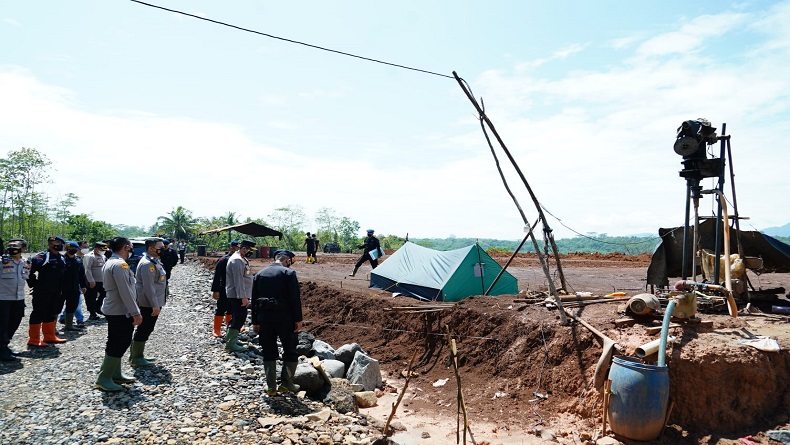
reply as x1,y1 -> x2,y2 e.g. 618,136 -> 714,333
614,318 -> 636,328
646,323 -> 682,335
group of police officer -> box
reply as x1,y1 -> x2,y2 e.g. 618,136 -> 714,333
2,231 -> 329,397
0,235 -> 175,393
211,239 -> 304,395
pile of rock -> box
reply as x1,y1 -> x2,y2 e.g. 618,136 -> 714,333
0,259 -> 398,445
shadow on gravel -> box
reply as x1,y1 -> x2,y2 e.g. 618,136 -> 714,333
132,365 -> 173,385
263,394 -> 313,417
0,360 -> 23,374
100,385 -> 145,409
23,345 -> 63,360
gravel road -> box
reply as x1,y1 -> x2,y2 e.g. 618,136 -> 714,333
0,260 -> 392,445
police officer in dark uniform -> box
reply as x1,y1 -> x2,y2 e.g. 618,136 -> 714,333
348,229 -> 382,277
210,240 -> 238,337
60,241 -> 88,332
160,239 -> 179,288
251,249 -> 303,395
27,236 -> 68,346
1,240 -> 30,361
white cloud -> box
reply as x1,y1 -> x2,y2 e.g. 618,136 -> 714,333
636,12 -> 749,57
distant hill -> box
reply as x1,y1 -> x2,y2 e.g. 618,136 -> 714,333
762,222 -> 790,237
410,233 -> 660,255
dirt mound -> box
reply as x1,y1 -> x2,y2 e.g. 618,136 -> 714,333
195,252 -> 790,442
299,280 -> 790,441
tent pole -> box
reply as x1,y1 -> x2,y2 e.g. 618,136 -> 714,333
453,71 -> 567,324
475,240 -> 486,294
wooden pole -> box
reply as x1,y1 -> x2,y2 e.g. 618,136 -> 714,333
602,379 -> 612,436
384,348 -> 420,436
445,325 -> 476,445
452,71 -> 568,325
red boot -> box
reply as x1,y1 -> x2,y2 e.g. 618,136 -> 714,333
213,316 -> 224,337
42,321 -> 67,344
27,323 -> 50,347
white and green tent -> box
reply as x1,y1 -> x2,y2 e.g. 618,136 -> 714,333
369,241 -> 518,302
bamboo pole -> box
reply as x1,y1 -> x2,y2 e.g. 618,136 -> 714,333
384,348 -> 419,436
452,72 -> 568,325
445,325 -> 476,445
602,379 -> 612,435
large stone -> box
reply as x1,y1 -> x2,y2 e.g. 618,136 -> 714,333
346,351 -> 382,391
312,339 -> 335,360
334,343 -> 365,370
296,331 -> 316,357
354,391 -> 377,408
321,359 -> 346,378
293,362 -> 325,394
323,378 -> 358,414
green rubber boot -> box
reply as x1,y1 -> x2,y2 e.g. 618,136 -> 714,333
278,361 -> 300,393
129,341 -> 155,367
64,313 -> 82,332
113,361 -> 137,383
264,361 -> 278,395
224,328 -> 246,352
94,355 -> 124,392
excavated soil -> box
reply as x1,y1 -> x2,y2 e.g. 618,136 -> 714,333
198,251 -> 790,444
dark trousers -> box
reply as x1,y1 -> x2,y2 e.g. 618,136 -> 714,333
105,314 -> 134,358
133,306 -> 159,342
258,317 -> 298,362
30,290 -> 59,324
0,300 -> 25,349
214,292 -> 231,316
59,290 -> 80,314
354,252 -> 378,269
178,250 -> 185,263
84,282 -> 106,315
227,299 -> 248,330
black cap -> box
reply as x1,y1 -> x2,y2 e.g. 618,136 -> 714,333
94,241 -> 107,248
49,235 -> 65,243
274,249 -> 294,259
240,240 -> 257,250
9,238 -> 28,248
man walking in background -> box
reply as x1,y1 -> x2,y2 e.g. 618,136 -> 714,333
302,232 -> 317,264
311,234 -> 320,263
348,229 -> 382,277
177,240 -> 186,264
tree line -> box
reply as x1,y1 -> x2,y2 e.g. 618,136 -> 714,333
0,148 -> 374,253
3,147 -> 787,256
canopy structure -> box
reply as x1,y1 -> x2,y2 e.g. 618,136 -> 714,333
370,241 -> 518,302
199,222 -> 282,239
646,219 -> 790,287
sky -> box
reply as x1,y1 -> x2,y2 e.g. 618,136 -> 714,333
1,0 -> 789,240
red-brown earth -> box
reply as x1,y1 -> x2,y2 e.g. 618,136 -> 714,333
198,251 -> 790,445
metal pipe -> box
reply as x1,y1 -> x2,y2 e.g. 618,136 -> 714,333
636,336 -> 676,359
658,300 -> 676,367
